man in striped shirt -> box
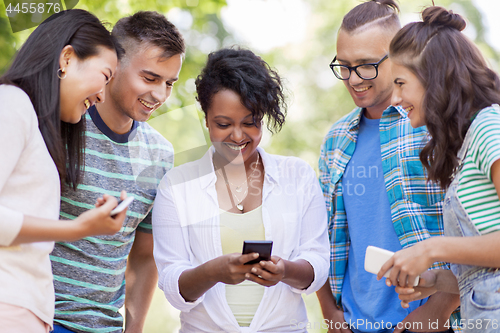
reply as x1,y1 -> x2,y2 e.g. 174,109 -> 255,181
316,1 -> 460,333
50,11 -> 185,333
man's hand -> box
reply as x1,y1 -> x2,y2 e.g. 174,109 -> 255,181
395,270 -> 439,309
325,307 -> 353,333
316,281 -> 353,333
393,291 -> 460,333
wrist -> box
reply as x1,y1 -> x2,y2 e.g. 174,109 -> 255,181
203,258 -> 221,284
71,217 -> 88,241
427,236 -> 444,263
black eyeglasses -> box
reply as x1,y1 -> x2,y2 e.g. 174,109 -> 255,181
329,54 -> 388,80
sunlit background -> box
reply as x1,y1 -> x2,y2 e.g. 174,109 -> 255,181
1,0 -> 499,332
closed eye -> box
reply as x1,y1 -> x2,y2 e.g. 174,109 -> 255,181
217,123 -> 230,128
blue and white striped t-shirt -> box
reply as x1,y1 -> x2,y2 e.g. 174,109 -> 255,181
51,106 -> 173,333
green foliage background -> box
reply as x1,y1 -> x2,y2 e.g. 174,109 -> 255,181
0,0 -> 498,332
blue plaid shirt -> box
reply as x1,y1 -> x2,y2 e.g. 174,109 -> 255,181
319,105 -> 449,304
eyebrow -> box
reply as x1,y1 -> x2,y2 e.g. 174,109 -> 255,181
213,114 -> 253,120
141,70 -> 162,79
336,57 -> 380,64
141,70 -> 179,82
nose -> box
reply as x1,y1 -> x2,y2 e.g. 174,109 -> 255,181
391,89 -> 402,106
150,84 -> 170,106
230,126 -> 245,143
96,89 -> 105,104
348,71 -> 364,86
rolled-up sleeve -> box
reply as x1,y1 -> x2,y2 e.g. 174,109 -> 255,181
152,174 -> 204,311
289,164 -> 330,295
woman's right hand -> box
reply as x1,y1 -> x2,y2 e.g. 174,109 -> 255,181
75,193 -> 126,238
210,252 -> 260,285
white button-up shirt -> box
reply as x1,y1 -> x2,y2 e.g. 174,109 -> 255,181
152,147 -> 329,332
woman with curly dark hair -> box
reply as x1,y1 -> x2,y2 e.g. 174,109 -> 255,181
152,47 -> 329,332
377,6 -> 500,329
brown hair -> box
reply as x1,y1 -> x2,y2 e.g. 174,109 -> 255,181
340,0 -> 400,33
112,11 -> 185,61
390,6 -> 500,188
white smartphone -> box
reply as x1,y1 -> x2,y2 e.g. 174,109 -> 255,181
110,196 -> 134,216
364,245 -> 419,287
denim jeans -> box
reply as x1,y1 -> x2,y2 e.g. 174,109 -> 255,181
442,132 -> 500,333
51,324 -> 76,333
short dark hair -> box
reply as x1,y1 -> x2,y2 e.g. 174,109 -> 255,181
341,0 -> 400,33
112,11 -> 185,60
0,9 -> 119,189
390,6 -> 500,188
195,47 -> 286,134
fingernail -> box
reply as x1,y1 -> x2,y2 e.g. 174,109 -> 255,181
251,268 -> 257,273
386,280 -> 392,287
245,273 -> 250,279
408,288 -> 414,293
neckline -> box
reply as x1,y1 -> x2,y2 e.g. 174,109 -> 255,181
219,205 -> 263,216
88,105 -> 139,143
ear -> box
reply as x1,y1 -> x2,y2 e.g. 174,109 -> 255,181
59,45 -> 75,69
205,116 -> 209,129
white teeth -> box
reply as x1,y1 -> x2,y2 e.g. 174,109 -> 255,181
353,86 -> 370,92
84,99 -> 91,109
139,99 -> 155,109
227,143 -> 248,151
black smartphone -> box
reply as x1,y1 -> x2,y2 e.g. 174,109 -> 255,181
242,240 -> 273,265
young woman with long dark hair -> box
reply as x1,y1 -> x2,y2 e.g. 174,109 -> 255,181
378,7 -> 500,331
0,9 -> 127,332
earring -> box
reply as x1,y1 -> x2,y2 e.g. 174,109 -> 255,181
57,68 -> 66,79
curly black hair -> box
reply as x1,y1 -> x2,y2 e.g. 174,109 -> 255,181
195,47 -> 286,134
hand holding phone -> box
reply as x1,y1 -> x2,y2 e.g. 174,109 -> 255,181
110,196 -> 134,216
242,240 -> 273,265
365,245 -> 420,287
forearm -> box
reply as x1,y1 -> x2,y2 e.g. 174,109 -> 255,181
11,195 -> 123,246
178,260 -> 219,302
434,269 -> 460,294
281,259 -> 314,290
124,232 -> 158,332
124,257 -> 158,332
427,291 -> 460,318
12,215 -> 84,245
429,232 -> 500,268
317,279 -> 340,316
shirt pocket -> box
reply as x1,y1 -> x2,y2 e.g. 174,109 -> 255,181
400,155 -> 444,206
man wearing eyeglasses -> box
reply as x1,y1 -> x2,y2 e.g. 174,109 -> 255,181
316,1 -> 460,333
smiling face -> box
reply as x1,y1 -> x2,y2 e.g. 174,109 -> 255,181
107,45 -> 182,124
391,61 -> 426,128
205,89 -> 262,166
336,25 -> 394,118
59,46 -> 117,124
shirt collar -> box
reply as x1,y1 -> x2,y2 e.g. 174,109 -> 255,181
347,105 -> 404,131
88,105 -> 138,143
